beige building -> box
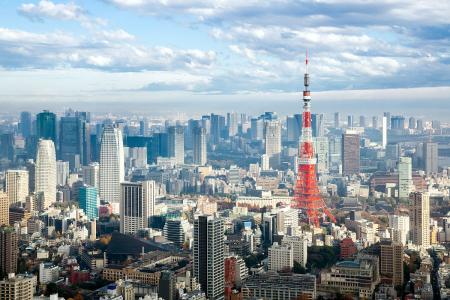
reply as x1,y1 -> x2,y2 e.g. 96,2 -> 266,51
410,192 -> 430,248
320,255 -> 379,299
268,242 -> 293,272
0,191 -> 9,226
0,273 -> 36,300
6,170 -> 29,205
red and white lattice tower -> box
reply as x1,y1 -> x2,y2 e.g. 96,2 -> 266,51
292,52 -> 336,227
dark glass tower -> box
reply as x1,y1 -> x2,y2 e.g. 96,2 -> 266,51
36,110 -> 57,144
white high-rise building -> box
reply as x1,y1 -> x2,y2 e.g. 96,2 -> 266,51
56,160 -> 69,186
268,242 -> 293,272
82,162 -> 100,188
120,181 -> 155,234
99,126 -> 124,214
410,192 -> 430,249
261,154 -> 270,171
6,170 -> 29,205
228,112 -> 239,137
168,126 -> 185,165
382,116 -> 387,149
193,126 -> 207,166
398,157 -> 413,199
193,215 -> 224,300
35,139 -> 57,210
313,136 -> 329,174
264,120 -> 281,170
282,235 -> 308,267
388,214 -> 410,245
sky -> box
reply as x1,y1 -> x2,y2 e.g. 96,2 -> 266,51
0,0 -> 449,116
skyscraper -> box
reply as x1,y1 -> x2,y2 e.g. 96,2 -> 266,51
0,226 -> 18,276
193,215 -> 224,300
384,112 -> 391,129
342,131 -> 360,176
59,114 -> 90,170
79,185 -> 98,220
347,115 -> 353,128
423,142 -> 438,175
359,115 -> 366,128
382,116 -> 387,149
251,117 -> 264,141
35,139 -> 57,210
193,126 -> 207,166
99,126 -> 124,214
372,116 -> 379,129
314,137 -> 329,174
0,192 -> 9,226
227,112 -> 239,137
82,163 -> 100,188
311,113 -> 324,137
334,112 -> 340,128
6,170 -> 29,205
210,114 -> 225,145
410,192 -> 430,248
19,111 -> 32,138
167,126 -> 185,165
264,120 -> 281,170
119,181 -> 155,234
0,133 -> 14,162
391,115 -> 405,130
398,157 -> 412,199
56,160 -> 69,186
36,110 -> 57,144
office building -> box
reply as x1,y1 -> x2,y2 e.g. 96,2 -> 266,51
372,116 -> 379,128
227,112 -> 239,137
359,115 -> 366,127
380,240 -> 404,287
342,131 -> 360,176
163,218 -> 188,248
6,170 -> 29,205
391,115 -> 405,130
19,111 -> 32,138
39,263 -> 59,284
410,192 -> 430,248
251,117 -> 264,141
149,132 -> 169,163
79,185 -> 98,219
384,112 -> 391,129
158,271 -> 177,300
35,139 -> 57,210
268,242 -> 293,272
120,181 -> 155,234
311,113 -> 324,137
193,215 -> 224,300
347,115 -> 353,128
193,126 -> 207,166
382,116 -> 387,149
167,126 -> 184,165
0,192 -> 9,226
59,114 -> 90,170
320,255 -> 379,299
282,235 -> 308,267
334,112 -> 340,128
56,161 -> 69,186
99,126 -> 124,214
388,214 -> 410,245
0,273 -> 37,300
314,136 -> 329,174
423,142 -> 438,175
0,133 -> 14,162
82,163 -> 99,188
264,120 -> 281,170
398,157 -> 412,199
0,226 -> 18,276
242,272 -> 316,300
36,110 -> 57,144
409,117 -> 416,129
210,114 -> 225,144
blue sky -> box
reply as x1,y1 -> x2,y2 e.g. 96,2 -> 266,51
0,0 -> 449,105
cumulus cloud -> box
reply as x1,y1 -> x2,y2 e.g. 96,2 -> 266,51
0,27 -> 216,72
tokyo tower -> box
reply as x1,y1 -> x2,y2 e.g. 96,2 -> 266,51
292,52 -> 336,227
